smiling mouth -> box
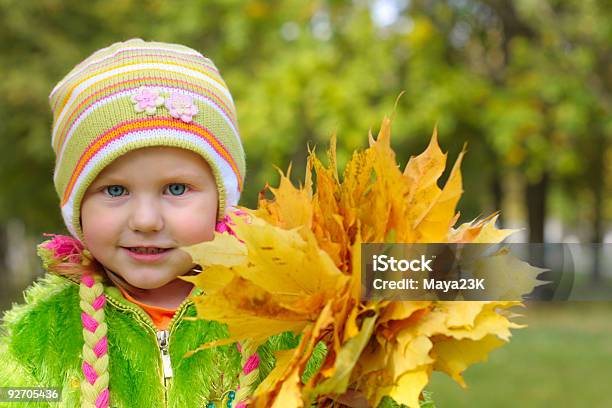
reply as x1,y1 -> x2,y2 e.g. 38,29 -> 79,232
126,247 -> 170,254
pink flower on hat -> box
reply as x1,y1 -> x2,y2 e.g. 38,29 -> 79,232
131,87 -> 165,115
164,92 -> 199,123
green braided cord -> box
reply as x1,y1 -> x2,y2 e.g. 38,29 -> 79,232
234,339 -> 260,406
79,272 -> 109,408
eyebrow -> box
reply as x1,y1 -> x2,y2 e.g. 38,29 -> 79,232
91,171 -> 210,186
158,171 -> 212,183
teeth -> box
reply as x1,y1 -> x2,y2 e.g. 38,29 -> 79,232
130,247 -> 165,254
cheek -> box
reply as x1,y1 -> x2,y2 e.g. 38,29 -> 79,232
172,211 -> 217,244
81,203 -> 121,248
169,197 -> 218,244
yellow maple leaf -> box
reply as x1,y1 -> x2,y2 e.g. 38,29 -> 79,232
307,315 -> 377,399
184,231 -> 247,268
470,247 -> 549,300
388,366 -> 431,408
413,147 -> 465,243
449,213 -> 518,247
432,334 -> 506,387
254,162 -> 313,230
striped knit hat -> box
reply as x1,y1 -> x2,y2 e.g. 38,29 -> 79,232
49,38 -> 245,240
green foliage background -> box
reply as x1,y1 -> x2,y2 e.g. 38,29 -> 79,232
1,0 -> 610,241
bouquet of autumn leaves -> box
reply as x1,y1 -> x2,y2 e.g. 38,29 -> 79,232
181,117 -> 529,408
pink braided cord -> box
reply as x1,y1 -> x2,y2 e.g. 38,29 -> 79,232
81,273 -> 109,408
95,389 -> 110,408
93,337 -> 108,358
243,354 -> 260,375
81,312 -> 99,332
92,294 -> 106,310
234,341 -> 260,407
82,274 -> 95,287
41,233 -> 84,263
82,361 -> 98,385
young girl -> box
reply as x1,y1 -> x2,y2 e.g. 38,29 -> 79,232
0,39 -> 313,408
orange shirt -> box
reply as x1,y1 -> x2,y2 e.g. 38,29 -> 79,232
117,285 -> 177,330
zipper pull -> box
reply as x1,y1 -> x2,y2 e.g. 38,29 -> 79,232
156,329 -> 174,383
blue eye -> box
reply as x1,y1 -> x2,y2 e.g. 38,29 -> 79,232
105,185 -> 126,197
167,183 -> 187,196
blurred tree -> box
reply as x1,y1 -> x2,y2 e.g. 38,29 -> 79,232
406,0 -> 610,251
0,0 -> 609,284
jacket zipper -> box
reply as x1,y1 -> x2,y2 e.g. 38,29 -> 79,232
105,293 -> 194,407
59,275 -> 195,407
156,329 -> 173,404
154,295 -> 193,406
156,330 -> 173,385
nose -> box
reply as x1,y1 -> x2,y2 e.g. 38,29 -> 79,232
127,196 -> 164,233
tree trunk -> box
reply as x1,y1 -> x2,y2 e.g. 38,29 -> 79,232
491,168 -> 504,227
289,102 -> 314,185
486,0 -> 536,229
526,171 -> 549,267
526,171 -> 549,242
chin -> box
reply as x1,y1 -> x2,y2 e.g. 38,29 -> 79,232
125,271 -> 175,290
132,281 -> 167,290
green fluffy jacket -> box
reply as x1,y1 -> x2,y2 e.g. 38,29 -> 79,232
0,272 -> 311,407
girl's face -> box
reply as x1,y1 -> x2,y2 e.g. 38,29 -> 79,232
81,147 -> 218,290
